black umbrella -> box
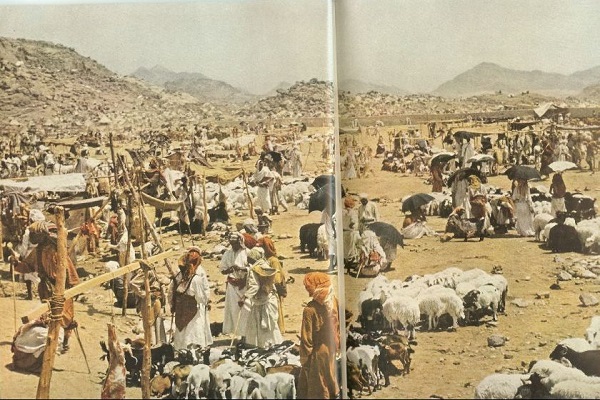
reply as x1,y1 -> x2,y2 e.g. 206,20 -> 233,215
429,151 -> 457,166
367,222 -> 404,247
453,130 -> 473,142
311,174 -> 335,190
261,151 -> 283,164
446,167 -> 483,187
308,183 -> 336,213
401,193 -> 435,213
504,165 -> 542,181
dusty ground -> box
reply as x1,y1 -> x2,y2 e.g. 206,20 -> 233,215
1,126 -> 599,399
341,127 -> 600,399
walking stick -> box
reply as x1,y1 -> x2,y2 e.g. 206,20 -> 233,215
10,257 -> 17,334
229,304 -> 244,348
73,326 -> 91,374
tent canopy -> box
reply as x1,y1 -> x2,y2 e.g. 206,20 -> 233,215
0,173 -> 87,194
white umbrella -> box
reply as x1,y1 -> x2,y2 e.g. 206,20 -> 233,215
548,161 -> 577,172
467,153 -> 495,163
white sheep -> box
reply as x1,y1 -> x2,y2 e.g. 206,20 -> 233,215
473,373 -> 531,399
549,379 -> 600,399
381,293 -> 420,340
576,218 -> 600,253
533,212 -> 554,242
466,283 -> 502,321
586,233 -> 600,254
586,316 -> 600,349
542,222 -> 557,243
418,287 -> 464,331
527,359 -> 600,393
559,337 -> 595,353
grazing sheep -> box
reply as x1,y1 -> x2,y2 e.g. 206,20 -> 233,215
473,373 -> 531,399
533,212 -> 554,242
559,338 -> 595,353
549,379 -> 600,399
381,292 -> 420,340
418,287 -> 464,331
462,283 -> 502,322
586,316 -> 600,349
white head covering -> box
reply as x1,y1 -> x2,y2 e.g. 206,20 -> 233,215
359,193 -> 368,200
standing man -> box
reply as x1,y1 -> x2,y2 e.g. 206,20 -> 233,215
241,248 -> 283,349
357,193 -> 380,233
169,247 -> 213,350
586,140 -> 596,175
297,272 -> 340,399
13,221 -> 80,352
219,233 -> 249,341
253,159 -> 273,215
289,145 -> 303,178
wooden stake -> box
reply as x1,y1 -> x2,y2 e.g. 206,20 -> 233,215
36,206 -> 67,399
122,192 -> 133,316
21,250 -> 175,324
242,169 -> 254,219
11,257 -> 17,334
201,174 -> 208,235
138,188 -> 152,399
108,132 -> 119,188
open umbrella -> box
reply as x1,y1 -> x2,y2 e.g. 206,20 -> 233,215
261,151 -> 283,164
467,153 -> 495,164
367,222 -> 404,247
548,161 -> 578,173
446,167 -> 482,187
308,183 -> 336,213
453,131 -> 473,142
504,165 -> 542,181
429,151 -> 456,166
311,174 -> 335,190
401,193 -> 435,213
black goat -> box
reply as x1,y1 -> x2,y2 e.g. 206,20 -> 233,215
100,340 -> 175,385
549,343 -> 600,377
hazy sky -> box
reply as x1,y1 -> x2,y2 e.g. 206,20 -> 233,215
0,0 -> 334,94
336,0 -> 600,93
1,0 -> 600,94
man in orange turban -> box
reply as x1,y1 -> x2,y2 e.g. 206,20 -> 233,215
297,272 -> 340,399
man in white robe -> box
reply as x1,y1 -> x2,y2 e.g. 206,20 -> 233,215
219,233 -> 249,339
240,248 -> 283,349
253,159 -> 273,214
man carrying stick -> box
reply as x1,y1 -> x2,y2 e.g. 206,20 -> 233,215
12,220 -> 80,353
219,232 -> 249,343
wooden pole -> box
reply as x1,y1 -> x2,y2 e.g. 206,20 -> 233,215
201,174 -> 208,236
108,132 -> 119,188
122,192 -> 133,316
137,188 -> 152,399
36,206 -> 67,399
241,169 -> 254,219
21,250 -> 176,324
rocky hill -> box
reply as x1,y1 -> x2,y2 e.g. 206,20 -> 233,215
580,82 -> 600,103
235,78 -> 335,120
433,62 -> 600,98
0,37 -> 235,139
131,65 -> 256,104
339,78 -> 407,96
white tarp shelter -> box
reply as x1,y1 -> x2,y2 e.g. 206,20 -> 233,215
0,173 -> 87,193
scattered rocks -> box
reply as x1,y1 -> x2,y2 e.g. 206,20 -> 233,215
535,292 -> 550,299
579,293 -> 599,307
511,298 -> 531,308
487,334 -> 506,347
557,271 -> 573,281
